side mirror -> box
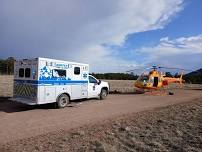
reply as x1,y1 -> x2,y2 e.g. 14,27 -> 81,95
98,79 -> 101,85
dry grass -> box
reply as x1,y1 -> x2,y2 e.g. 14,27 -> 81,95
0,76 -> 136,97
0,75 -> 201,97
104,80 -> 135,93
0,75 -> 13,97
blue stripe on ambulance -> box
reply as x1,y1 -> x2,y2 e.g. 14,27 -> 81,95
14,79 -> 88,85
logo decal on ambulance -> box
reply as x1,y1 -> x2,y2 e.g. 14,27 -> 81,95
39,66 -> 52,80
83,73 -> 87,79
39,66 -> 71,81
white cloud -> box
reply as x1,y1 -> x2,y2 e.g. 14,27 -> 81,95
138,35 -> 202,70
140,35 -> 202,55
0,0 -> 184,72
78,45 -> 140,72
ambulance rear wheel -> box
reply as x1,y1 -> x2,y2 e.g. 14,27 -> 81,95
57,94 -> 69,108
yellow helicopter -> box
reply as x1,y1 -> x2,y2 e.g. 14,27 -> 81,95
132,66 -> 185,90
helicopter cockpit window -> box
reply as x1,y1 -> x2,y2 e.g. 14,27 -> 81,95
139,75 -> 149,82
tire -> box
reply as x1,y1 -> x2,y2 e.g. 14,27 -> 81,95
100,89 -> 108,100
57,94 -> 69,108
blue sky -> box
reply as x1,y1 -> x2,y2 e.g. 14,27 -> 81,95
104,0 -> 202,68
0,0 -> 202,72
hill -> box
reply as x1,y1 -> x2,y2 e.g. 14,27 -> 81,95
184,68 -> 202,84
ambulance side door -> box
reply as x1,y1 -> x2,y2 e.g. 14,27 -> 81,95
88,75 -> 100,98
71,66 -> 82,99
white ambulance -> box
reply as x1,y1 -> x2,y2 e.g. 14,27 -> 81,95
12,57 -> 109,108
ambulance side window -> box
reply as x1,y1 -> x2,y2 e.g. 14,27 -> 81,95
19,68 -> 24,77
53,69 -> 66,78
25,68 -> 31,78
74,67 -> 80,75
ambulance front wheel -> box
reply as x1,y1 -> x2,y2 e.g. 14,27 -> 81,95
57,94 -> 69,108
100,89 -> 108,100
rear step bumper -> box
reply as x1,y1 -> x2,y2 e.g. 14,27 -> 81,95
10,97 -> 37,105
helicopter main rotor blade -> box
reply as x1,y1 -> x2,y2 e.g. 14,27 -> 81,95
158,66 -> 191,71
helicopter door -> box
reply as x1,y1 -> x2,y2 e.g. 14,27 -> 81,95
153,77 -> 158,87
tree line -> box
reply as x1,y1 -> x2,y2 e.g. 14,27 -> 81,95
0,57 -> 201,84
0,57 -> 15,74
90,73 -> 138,80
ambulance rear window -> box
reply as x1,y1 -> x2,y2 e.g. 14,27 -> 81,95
25,68 -> 31,78
19,68 -> 24,77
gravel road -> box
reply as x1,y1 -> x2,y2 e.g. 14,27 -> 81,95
0,89 -> 202,144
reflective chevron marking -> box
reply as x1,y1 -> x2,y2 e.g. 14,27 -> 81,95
14,83 -> 37,98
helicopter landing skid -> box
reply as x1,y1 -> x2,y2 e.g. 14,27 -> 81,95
144,89 -> 168,96
134,88 -> 145,94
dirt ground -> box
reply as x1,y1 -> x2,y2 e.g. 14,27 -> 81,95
0,89 -> 202,149
0,90 -> 201,152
